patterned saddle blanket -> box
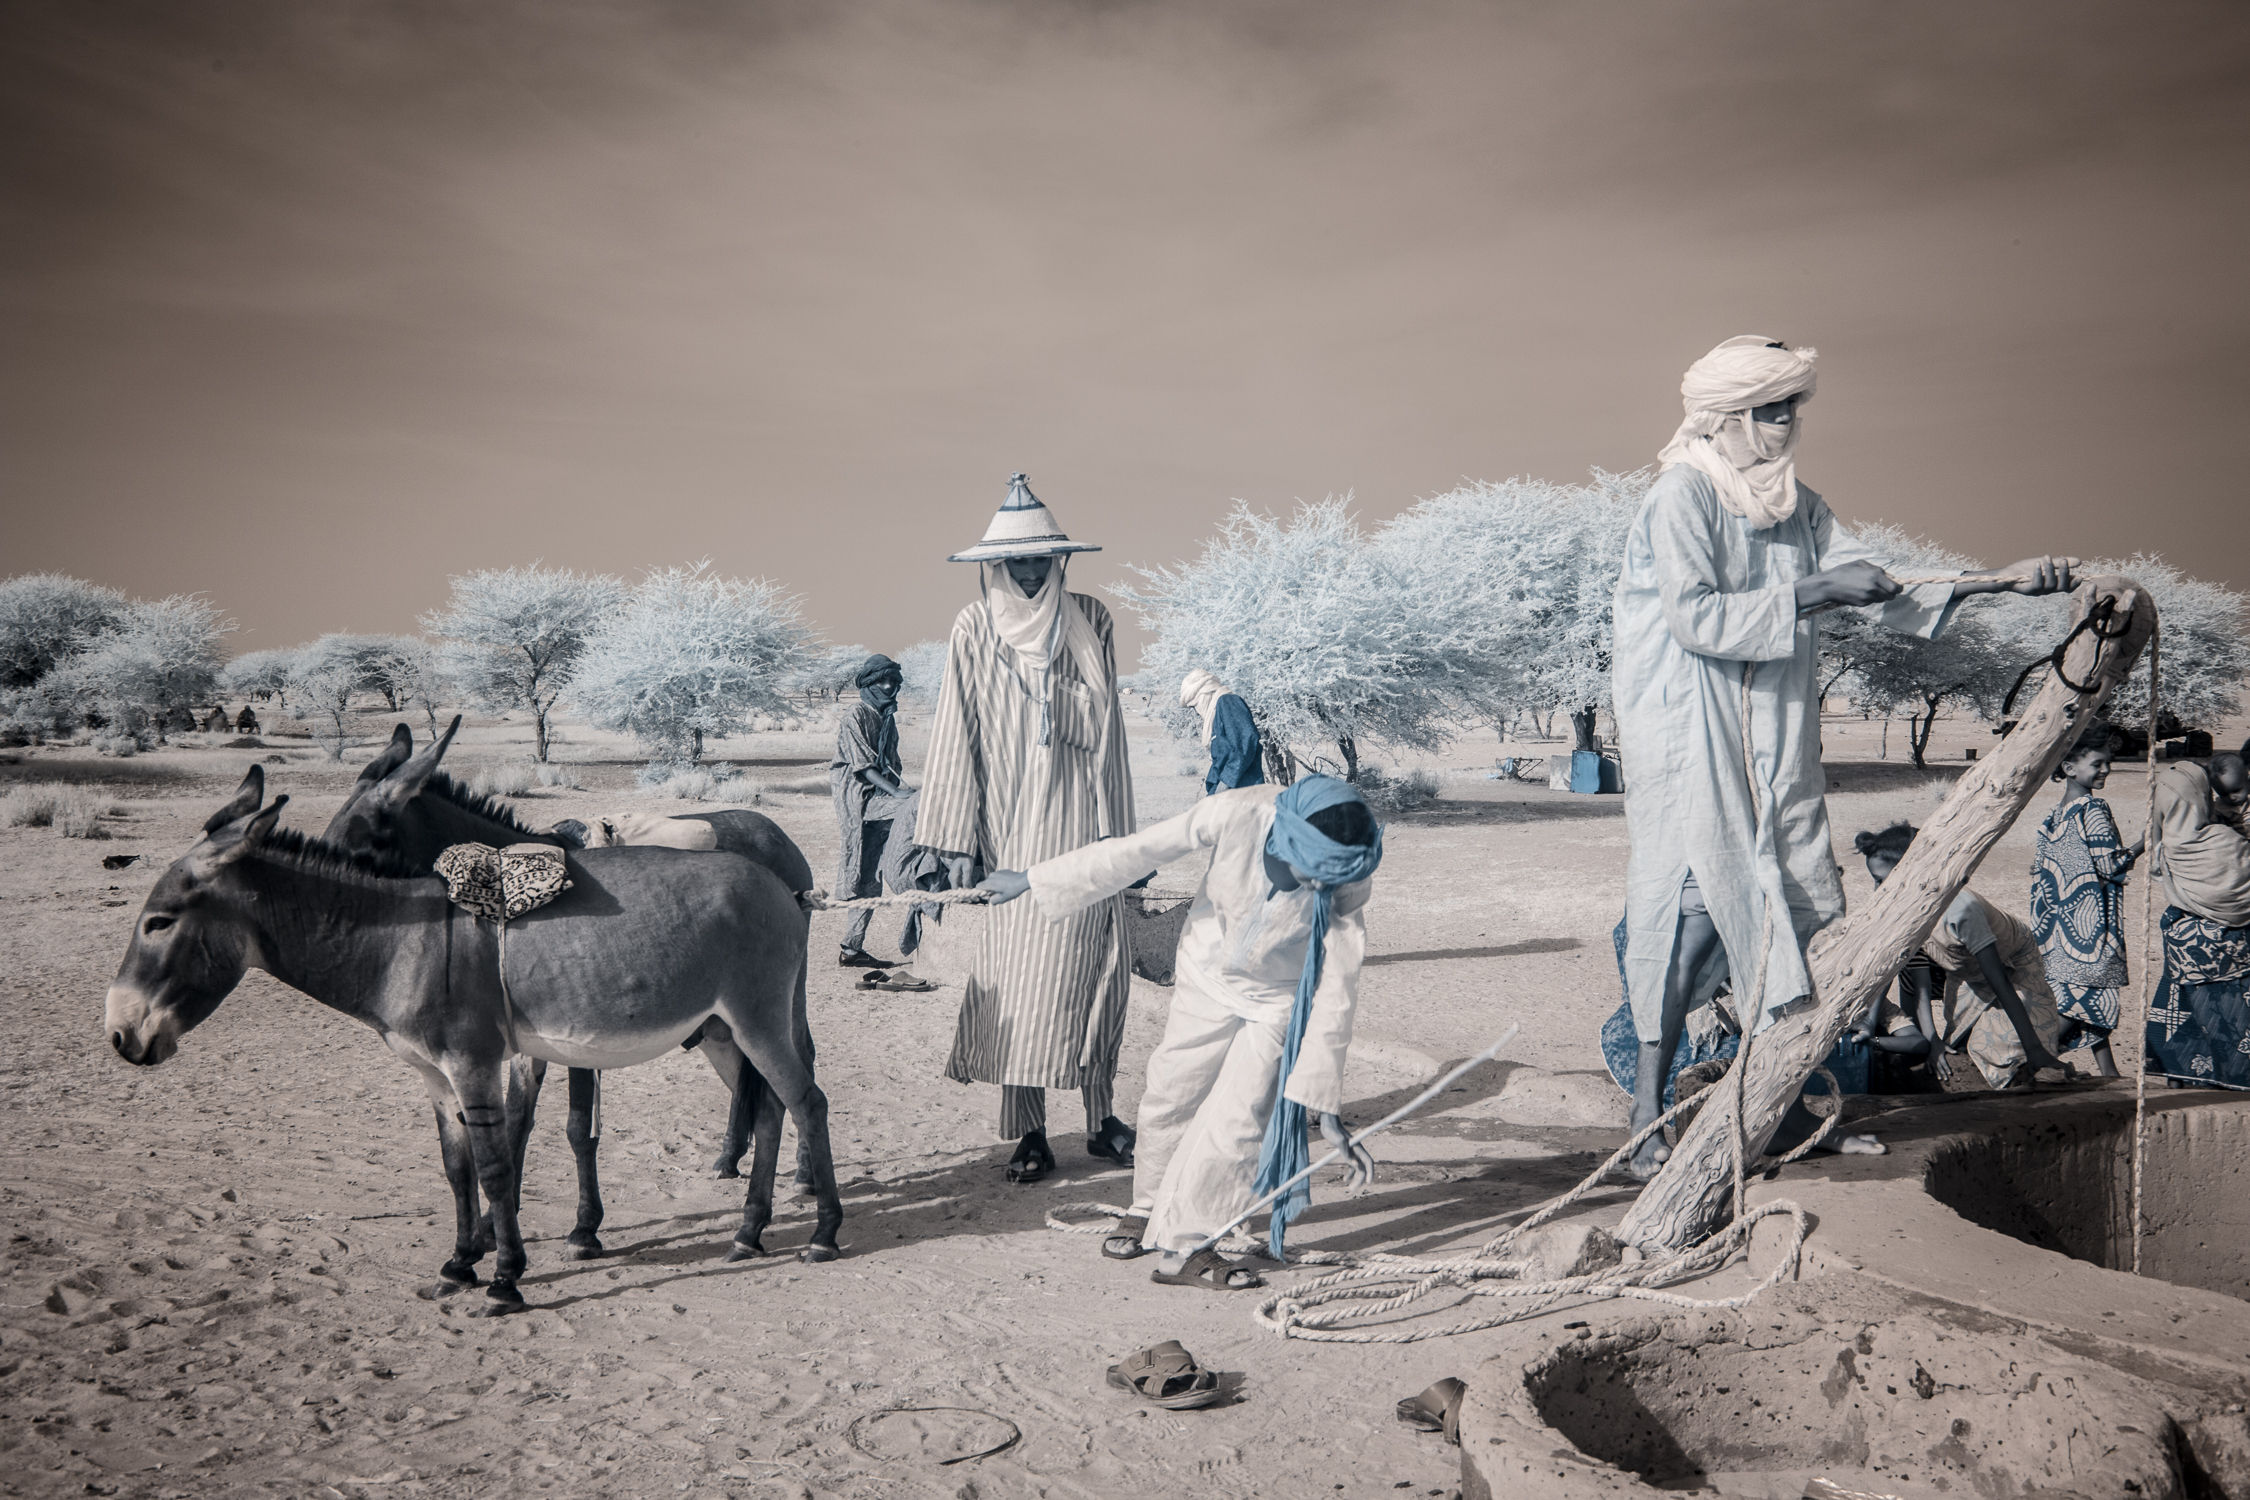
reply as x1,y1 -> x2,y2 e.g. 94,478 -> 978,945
434,842 -> 573,922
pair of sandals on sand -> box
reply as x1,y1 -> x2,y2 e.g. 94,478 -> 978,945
1104,1348 -> 1470,1430
1003,1118 -> 1136,1185
1099,1212 -> 1264,1291
838,950 -> 934,993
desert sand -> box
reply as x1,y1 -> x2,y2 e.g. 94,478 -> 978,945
0,703 -> 2214,1499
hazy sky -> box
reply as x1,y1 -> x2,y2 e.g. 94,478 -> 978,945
4,0 -> 2247,658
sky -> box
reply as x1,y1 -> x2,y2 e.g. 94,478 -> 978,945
4,0 -> 2247,660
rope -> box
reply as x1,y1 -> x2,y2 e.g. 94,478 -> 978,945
2132,629 -> 2160,1275
798,887 -> 992,913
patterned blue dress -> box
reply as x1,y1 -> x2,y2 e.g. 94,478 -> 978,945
2145,907 -> 2250,1090
2030,796 -> 2132,1045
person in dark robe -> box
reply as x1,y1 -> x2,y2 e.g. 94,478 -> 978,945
1180,669 -> 1265,795
830,654 -> 942,967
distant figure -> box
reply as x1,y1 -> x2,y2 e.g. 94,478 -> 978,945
1179,669 -> 1265,796
915,475 -> 1139,1183
201,707 -> 230,733
828,653 -> 944,971
2145,755 -> 2250,1090
234,706 -> 259,735
2031,727 -> 2142,1078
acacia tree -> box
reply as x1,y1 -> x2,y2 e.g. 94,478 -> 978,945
363,637 -> 453,735
0,574 -> 127,691
425,565 -> 623,762
1378,470 -> 1648,751
571,562 -> 812,768
895,639 -> 947,704
218,649 -> 298,709
68,596 -> 233,746
1111,497 -> 1453,783
285,635 -> 380,758
790,643 -> 872,702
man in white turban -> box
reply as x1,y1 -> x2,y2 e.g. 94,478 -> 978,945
1614,336 -> 2077,1177
1179,669 -> 1266,796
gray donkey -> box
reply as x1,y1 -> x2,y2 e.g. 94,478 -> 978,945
106,767 -> 842,1316
324,722 -> 819,1257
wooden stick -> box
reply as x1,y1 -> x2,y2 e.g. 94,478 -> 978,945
1618,576 -> 2156,1253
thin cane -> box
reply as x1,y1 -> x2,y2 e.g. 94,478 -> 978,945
1186,1023 -> 1520,1256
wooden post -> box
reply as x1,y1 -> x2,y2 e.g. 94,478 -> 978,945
1617,576 -> 2156,1254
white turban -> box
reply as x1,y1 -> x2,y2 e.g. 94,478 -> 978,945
1656,336 -> 1819,529
1179,668 -> 1229,743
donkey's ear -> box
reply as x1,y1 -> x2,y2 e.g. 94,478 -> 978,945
192,794 -> 288,876
356,724 -> 417,786
387,715 -> 460,799
203,765 -> 265,833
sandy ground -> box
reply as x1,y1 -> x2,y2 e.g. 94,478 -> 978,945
2,700 -> 2232,1499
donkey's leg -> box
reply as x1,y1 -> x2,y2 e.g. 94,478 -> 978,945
695,1028 -> 756,1179
730,1020 -> 843,1263
412,1065 -> 482,1289
721,1072 -> 785,1262
452,1067 -> 530,1316
564,1067 -> 606,1259
477,1054 -> 546,1256
789,937 -> 817,1191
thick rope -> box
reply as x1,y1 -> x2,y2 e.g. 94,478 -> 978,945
798,887 -> 992,913
2132,630 -> 2160,1275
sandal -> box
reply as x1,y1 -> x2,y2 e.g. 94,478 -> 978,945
857,971 -> 935,993
1150,1246 -> 1263,1291
838,949 -> 888,969
1105,1340 -> 1223,1410
1101,1211 -> 1151,1260
1395,1377 -> 1466,1445
1005,1131 -> 1055,1185
1087,1115 -> 1136,1166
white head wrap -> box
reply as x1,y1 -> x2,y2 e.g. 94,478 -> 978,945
1179,668 -> 1230,744
2152,761 -> 2250,927
978,557 -> 1114,752
1656,336 -> 1820,529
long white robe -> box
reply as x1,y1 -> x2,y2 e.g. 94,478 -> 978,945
1613,466 -> 1958,1036
1027,785 -> 1366,1251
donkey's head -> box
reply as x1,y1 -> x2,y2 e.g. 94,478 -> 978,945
323,716 -> 469,867
106,766 -> 286,1066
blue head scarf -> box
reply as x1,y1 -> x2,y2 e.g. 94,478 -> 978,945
1252,775 -> 1384,1259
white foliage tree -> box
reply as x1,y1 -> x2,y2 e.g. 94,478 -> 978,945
790,643 -> 873,702
285,634 -> 379,759
218,649 -> 298,711
424,565 -> 623,762
1111,497 -> 1453,783
0,574 -> 127,691
67,596 -> 233,746
1377,470 -> 1649,750
896,639 -> 948,704
572,561 -> 813,767
363,636 -> 453,734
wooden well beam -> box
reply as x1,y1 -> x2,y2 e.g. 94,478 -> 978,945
1617,575 -> 2157,1254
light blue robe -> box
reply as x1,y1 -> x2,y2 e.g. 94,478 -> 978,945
1612,466 -> 1958,1037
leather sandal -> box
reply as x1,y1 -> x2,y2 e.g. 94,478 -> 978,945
1086,1115 -> 1136,1165
1005,1131 -> 1055,1185
1149,1246 -> 1263,1291
1105,1340 -> 1223,1410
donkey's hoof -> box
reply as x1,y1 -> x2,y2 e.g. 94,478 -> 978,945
565,1238 -> 606,1261
711,1155 -> 744,1179
469,1283 -> 527,1317
798,1242 -> 841,1264
437,1259 -> 481,1287
723,1237 -> 767,1263
788,1174 -> 816,1199
416,1280 -> 472,1301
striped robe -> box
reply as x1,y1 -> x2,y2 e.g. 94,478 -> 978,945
918,591 -> 1135,1096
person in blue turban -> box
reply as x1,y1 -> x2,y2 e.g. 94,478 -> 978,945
980,775 -> 1380,1290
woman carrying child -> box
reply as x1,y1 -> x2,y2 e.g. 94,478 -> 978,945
1855,822 -> 2068,1089
979,776 -> 1380,1291
2030,728 -> 2143,1077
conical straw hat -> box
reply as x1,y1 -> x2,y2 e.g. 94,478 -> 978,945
947,473 -> 1102,562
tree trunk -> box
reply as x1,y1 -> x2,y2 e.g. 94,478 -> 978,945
1879,717 -> 1889,759
1259,726 -> 1294,786
533,705 -> 551,763
691,726 -> 704,763
1336,733 -> 1359,784
1571,706 -> 1600,753
1617,575 -> 2155,1253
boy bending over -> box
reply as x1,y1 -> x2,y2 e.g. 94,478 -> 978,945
980,777 -> 1380,1291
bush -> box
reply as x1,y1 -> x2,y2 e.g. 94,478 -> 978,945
636,761 -> 756,803
1355,766 -> 1440,815
532,762 -> 583,791
1,782 -> 115,837
468,763 -> 537,800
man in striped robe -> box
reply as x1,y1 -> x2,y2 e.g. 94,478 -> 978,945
916,475 -> 1138,1184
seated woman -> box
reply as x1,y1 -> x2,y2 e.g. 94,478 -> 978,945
1856,823 -> 2068,1090
2145,754 -> 2250,1090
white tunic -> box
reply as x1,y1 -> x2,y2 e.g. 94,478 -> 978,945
1026,784 -> 1365,1114
1613,466 -> 1957,1035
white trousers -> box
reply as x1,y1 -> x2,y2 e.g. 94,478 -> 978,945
1131,978 -> 1287,1255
